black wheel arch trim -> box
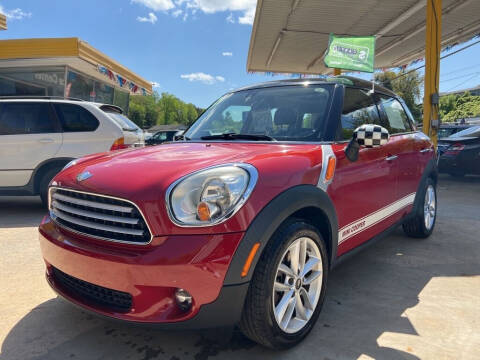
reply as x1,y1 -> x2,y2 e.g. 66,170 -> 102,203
410,158 -> 438,217
223,184 -> 338,286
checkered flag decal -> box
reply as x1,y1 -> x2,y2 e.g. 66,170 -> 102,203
354,124 -> 389,148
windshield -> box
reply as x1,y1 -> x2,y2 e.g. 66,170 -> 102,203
184,84 -> 333,142
438,127 -> 461,138
106,112 -> 140,131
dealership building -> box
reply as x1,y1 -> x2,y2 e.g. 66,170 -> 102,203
0,38 -> 152,112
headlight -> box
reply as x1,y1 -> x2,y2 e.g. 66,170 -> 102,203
166,164 -> 258,226
62,159 -> 78,171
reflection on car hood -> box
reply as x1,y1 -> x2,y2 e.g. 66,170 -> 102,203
54,142 -> 322,199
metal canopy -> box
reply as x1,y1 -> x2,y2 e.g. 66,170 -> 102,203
247,0 -> 480,74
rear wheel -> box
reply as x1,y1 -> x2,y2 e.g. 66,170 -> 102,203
39,167 -> 62,207
240,220 -> 328,349
403,178 -> 437,238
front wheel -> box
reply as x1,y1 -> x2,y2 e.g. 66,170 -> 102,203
240,220 -> 328,349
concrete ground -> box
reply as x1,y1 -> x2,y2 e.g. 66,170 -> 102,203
0,174 -> 479,360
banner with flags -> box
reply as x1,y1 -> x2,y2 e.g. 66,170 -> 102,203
96,64 -> 144,95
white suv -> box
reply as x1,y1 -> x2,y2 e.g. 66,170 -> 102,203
0,98 -> 144,205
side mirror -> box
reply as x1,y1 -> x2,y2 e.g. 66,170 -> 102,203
345,124 -> 390,162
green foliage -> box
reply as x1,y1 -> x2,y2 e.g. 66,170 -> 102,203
441,92 -> 480,122
128,91 -> 204,128
375,70 -> 423,122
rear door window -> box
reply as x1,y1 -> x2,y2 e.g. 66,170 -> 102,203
0,102 -> 58,135
376,95 -> 412,134
54,103 -> 99,132
339,88 -> 380,140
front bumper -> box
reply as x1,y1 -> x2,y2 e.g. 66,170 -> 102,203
39,216 -> 247,327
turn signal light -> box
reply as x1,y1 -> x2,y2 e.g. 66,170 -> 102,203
110,137 -> 127,151
241,242 -> 260,277
197,202 -> 211,221
324,156 -> 336,182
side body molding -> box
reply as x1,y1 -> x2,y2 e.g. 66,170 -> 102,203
223,184 -> 338,286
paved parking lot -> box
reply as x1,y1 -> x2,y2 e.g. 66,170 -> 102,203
1,174 -> 479,360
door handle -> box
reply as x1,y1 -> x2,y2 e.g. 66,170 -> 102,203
385,155 -> 398,161
38,138 -> 54,144
420,148 -> 432,153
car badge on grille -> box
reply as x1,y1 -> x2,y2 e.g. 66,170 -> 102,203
76,171 -> 92,182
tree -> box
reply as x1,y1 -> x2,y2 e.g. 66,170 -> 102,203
439,93 -> 458,119
442,92 -> 480,122
128,91 -> 202,128
128,102 -> 146,127
375,70 -> 423,122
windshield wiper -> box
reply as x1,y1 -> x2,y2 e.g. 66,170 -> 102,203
200,133 -> 275,141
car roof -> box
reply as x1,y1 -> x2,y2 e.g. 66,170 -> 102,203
232,75 -> 397,97
0,97 -> 93,104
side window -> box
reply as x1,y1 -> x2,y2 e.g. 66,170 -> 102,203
155,132 -> 167,140
0,102 -> 57,135
339,88 -> 380,140
377,96 -> 412,134
54,103 -> 99,132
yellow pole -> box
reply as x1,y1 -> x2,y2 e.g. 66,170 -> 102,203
423,0 -> 442,147
333,68 -> 342,76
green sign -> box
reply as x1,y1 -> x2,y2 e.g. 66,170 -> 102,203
324,34 -> 375,73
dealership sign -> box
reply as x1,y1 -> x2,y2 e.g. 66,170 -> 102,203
324,34 -> 375,73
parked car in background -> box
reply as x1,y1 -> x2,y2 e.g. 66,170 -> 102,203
438,123 -> 471,139
98,104 -> 145,147
145,130 -> 180,145
0,97 -> 143,205
438,125 -> 480,177
39,77 -> 437,349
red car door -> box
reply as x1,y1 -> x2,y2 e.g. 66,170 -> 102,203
328,88 -> 401,256
376,95 -> 426,209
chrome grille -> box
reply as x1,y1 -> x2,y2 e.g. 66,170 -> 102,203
49,187 -> 152,244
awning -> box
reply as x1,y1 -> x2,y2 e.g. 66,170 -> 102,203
0,38 -> 152,93
247,0 -> 480,74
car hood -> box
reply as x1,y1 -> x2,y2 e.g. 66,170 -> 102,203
55,141 -> 323,201
53,141 -> 324,236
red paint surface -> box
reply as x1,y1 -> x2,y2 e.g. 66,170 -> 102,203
40,134 -> 434,322
39,216 -> 244,322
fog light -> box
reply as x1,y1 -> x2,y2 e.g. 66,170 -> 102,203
175,288 -> 192,311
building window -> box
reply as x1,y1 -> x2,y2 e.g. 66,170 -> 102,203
0,67 -> 65,97
66,70 -> 94,101
113,88 -> 129,113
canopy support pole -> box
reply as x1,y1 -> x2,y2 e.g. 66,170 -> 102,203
423,0 -> 442,146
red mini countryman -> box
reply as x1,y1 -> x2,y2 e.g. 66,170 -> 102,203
39,77 -> 437,349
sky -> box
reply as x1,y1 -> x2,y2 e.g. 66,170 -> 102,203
1,0 -> 480,108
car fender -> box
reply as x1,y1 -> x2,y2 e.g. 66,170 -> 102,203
223,184 -> 338,286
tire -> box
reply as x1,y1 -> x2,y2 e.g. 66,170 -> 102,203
402,178 -> 437,238
239,219 -> 329,349
39,167 -> 62,207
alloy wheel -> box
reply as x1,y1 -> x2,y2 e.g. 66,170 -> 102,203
424,184 -> 436,230
272,236 -> 323,334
